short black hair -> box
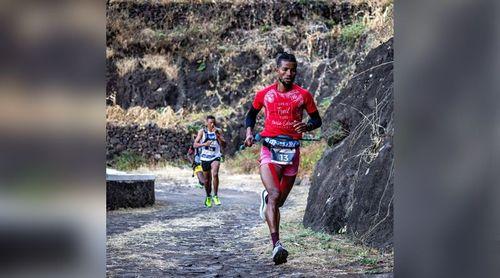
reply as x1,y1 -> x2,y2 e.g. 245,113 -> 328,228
276,52 -> 297,66
206,115 -> 216,121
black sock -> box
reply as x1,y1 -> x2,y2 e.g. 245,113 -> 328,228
271,232 -> 279,247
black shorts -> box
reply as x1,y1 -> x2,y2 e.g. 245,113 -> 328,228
201,158 -> 221,172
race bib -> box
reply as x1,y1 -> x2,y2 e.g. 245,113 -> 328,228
270,148 -> 296,165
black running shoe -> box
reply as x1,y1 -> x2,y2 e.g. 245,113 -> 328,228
272,241 -> 289,265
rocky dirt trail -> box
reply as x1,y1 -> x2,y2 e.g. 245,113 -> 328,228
107,167 -> 392,277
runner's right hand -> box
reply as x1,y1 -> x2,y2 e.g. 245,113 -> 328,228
244,134 -> 254,147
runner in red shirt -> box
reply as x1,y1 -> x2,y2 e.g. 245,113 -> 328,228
244,52 -> 322,265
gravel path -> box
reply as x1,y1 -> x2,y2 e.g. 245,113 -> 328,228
107,169 -> 392,277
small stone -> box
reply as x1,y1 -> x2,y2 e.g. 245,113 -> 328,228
116,144 -> 125,152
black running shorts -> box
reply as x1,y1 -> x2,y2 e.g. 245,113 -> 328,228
201,158 -> 221,172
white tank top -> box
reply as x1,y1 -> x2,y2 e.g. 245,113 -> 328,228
200,129 -> 222,161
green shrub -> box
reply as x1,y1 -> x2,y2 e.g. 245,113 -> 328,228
299,141 -> 327,177
187,122 -> 203,134
226,146 -> 260,174
155,30 -> 166,40
360,256 -> 379,266
196,60 -> 206,71
340,21 -> 365,45
325,19 -> 338,28
324,120 -> 349,147
259,24 -> 271,33
319,97 -> 333,112
114,151 -> 146,171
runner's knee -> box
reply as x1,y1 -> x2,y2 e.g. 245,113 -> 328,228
267,190 -> 280,205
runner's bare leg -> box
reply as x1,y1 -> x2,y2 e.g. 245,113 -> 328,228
278,175 -> 296,207
260,164 -> 283,234
203,170 -> 212,196
211,160 -> 221,196
197,171 -> 206,186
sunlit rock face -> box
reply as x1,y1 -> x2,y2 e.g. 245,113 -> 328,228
303,38 -> 393,250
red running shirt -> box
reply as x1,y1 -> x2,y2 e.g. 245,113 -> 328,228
252,83 -> 318,140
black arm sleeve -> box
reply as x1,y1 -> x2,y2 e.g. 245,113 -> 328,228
306,111 -> 322,131
245,106 -> 260,128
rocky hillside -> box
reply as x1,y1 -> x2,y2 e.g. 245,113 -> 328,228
303,38 -> 393,249
106,0 -> 393,164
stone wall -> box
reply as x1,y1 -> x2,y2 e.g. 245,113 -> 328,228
106,123 -> 192,163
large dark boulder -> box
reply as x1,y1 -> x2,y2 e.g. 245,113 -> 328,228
303,38 -> 394,249
116,68 -> 178,109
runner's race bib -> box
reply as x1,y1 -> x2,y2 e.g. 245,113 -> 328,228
263,136 -> 300,165
270,147 -> 296,165
201,146 -> 216,159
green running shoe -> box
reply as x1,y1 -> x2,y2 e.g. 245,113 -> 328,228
212,195 -> 221,206
204,197 -> 212,208
195,182 -> 203,189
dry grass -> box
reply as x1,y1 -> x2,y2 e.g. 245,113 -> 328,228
107,105 -> 180,127
114,55 -> 178,78
108,9 -> 145,48
115,58 -> 139,77
106,47 -> 115,59
362,0 -> 394,48
107,105 -> 238,130
140,54 -> 179,79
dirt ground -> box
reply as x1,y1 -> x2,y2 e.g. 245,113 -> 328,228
107,166 -> 393,277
